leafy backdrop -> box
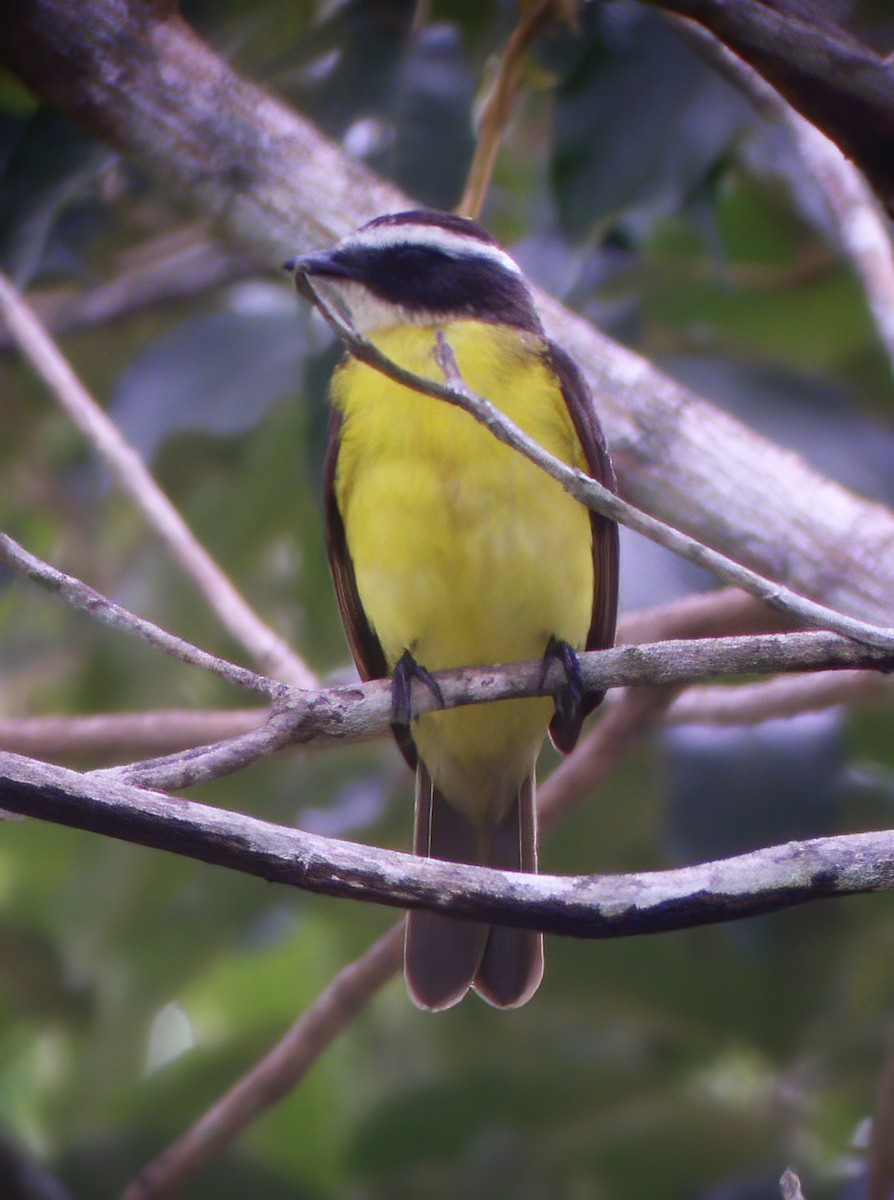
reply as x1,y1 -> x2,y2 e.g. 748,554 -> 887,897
1,1 -> 894,1198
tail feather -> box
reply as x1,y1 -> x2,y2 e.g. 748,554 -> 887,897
473,775 -> 544,1008
404,764 -> 488,1011
404,765 -> 543,1012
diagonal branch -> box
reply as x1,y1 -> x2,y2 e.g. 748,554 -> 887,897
0,271 -> 315,688
670,14 -> 894,374
647,0 -> 894,214
0,534 -> 281,699
298,273 -> 894,653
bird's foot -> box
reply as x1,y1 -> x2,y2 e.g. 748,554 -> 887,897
542,636 -> 586,753
391,650 -> 444,730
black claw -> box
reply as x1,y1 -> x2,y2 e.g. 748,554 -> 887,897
391,650 -> 444,729
543,636 -> 590,755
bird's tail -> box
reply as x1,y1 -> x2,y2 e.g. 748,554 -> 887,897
404,765 -> 544,1011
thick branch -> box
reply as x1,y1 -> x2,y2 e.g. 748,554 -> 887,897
3,750 -> 894,936
3,1 -> 894,632
649,0 -> 894,213
671,14 -> 894,374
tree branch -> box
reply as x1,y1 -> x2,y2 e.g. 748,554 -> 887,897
4,531 -> 892,790
0,534 -> 281,699
667,670 -> 891,726
648,0 -> 894,214
671,14 -> 894,373
4,749 -> 894,937
87,623 -> 894,791
0,271 -> 315,688
298,274 -> 894,653
0,709 -> 266,761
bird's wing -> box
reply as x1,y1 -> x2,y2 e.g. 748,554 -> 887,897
546,341 -> 620,749
324,405 -> 418,767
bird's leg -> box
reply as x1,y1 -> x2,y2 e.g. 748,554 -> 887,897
391,649 -> 445,730
541,636 -> 587,751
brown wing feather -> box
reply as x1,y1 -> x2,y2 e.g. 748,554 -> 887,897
324,406 -> 418,767
544,342 -> 620,750
324,407 -> 387,681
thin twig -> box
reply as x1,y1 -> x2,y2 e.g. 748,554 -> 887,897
780,1168 -> 807,1200
1,667 -> 883,769
646,0 -> 894,214
298,272 -> 894,653
0,710 -> 266,760
10,533 -> 890,788
100,628 -> 893,791
0,271 -> 315,688
457,0 -> 560,220
0,589 -> 787,762
0,535 -> 281,699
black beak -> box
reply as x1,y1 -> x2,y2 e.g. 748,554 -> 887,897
284,249 -> 361,307
282,249 -> 356,278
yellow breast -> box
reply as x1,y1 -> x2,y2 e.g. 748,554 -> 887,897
331,320 -> 594,816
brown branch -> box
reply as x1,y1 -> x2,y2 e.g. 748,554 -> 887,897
122,926 -> 404,1200
667,670 -> 891,726
0,709 -> 266,761
457,0 -> 560,221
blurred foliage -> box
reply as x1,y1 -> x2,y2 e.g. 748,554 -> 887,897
2,0 -> 894,1197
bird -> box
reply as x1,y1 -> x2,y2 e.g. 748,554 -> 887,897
287,209 -> 618,1011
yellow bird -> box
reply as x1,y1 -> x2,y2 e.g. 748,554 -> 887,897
289,210 -> 618,1010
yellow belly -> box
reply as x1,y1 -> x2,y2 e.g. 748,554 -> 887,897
332,320 -> 594,820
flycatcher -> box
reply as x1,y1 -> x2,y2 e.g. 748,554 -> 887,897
288,210 -> 618,1010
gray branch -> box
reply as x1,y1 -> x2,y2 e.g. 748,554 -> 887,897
3,749 -> 894,937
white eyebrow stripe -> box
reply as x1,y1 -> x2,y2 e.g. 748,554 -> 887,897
341,222 -> 524,276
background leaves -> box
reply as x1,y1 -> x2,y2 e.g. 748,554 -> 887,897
2,1 -> 894,1197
